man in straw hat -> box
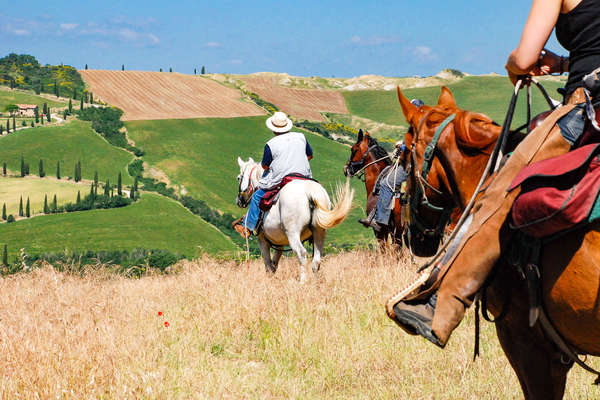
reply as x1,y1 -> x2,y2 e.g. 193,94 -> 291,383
234,111 -> 313,238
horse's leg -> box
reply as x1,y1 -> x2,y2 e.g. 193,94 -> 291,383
257,236 -> 275,274
287,232 -> 308,283
311,228 -> 326,273
272,249 -> 283,272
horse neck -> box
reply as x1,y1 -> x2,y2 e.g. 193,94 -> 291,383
250,163 -> 262,189
364,157 -> 390,195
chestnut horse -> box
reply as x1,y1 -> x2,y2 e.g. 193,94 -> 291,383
343,129 -> 404,248
396,86 -> 600,399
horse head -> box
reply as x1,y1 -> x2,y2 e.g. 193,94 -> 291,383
343,129 -> 391,179
398,86 -> 500,256
236,156 -> 259,208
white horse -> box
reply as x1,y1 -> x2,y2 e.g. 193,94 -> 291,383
236,157 -> 354,282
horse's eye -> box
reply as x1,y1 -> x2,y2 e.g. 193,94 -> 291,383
237,175 -> 242,182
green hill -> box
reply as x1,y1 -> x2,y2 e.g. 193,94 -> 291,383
0,53 -> 85,96
0,192 -> 236,259
343,76 -> 566,129
0,119 -> 134,184
0,87 -> 66,113
125,116 -> 372,245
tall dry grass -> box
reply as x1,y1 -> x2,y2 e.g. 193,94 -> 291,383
0,251 -> 598,399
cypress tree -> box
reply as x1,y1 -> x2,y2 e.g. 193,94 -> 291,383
2,244 -> 7,267
72,87 -> 77,99
130,176 -> 138,199
46,109 -> 51,122
54,81 -> 59,98
52,195 -> 57,212
104,180 -> 110,196
159,68 -> 162,72
80,96 -> 84,110
68,99 -> 73,114
56,161 -> 61,179
25,163 -> 29,175
2,162 -> 6,176
94,170 -> 98,187
2,203 -> 6,220
43,195 -> 49,214
25,197 -> 30,218
39,159 -> 45,177
0,124 -> 3,134
20,155 -> 25,177
12,115 -> 16,131
30,121 -> 34,127
117,172 -> 122,196
90,92 -> 94,104
63,110 -> 68,120
74,163 -> 78,182
19,197 -> 23,217
85,64 -> 88,70
34,107 -> 39,123
194,68 -> 197,75
169,67 -> 172,72
89,183 -> 94,200
6,118 -> 9,133
43,103 -> 48,115
76,191 -> 81,205
40,115 -> 44,125
122,64 -> 125,71
201,66 -> 205,74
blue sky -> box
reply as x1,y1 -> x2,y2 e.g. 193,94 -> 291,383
0,1 -> 564,77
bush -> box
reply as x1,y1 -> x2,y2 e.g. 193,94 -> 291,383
77,107 -> 144,155
6,215 -> 15,223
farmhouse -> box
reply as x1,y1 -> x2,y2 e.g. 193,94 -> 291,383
16,104 -> 38,117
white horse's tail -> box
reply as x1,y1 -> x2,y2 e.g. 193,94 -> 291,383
311,180 -> 354,230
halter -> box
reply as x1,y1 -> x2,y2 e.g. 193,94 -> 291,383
346,143 -> 390,181
408,112 -> 457,238
238,164 -> 258,200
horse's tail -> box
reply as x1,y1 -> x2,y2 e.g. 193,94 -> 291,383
311,180 -> 354,230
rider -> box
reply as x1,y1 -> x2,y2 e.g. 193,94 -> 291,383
233,111 -> 313,238
390,0 -> 600,347
359,99 -> 424,231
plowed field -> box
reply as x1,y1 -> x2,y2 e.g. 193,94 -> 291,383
79,70 -> 266,121
241,75 -> 348,121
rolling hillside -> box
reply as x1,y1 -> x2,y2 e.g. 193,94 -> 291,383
80,70 -> 266,121
0,192 -> 236,260
0,119 -> 134,184
0,87 -> 66,112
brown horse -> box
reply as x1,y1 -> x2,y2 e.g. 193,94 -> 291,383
396,86 -> 600,399
343,130 -> 404,248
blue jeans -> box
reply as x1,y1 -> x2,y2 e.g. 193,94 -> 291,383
374,165 -> 407,225
243,189 -> 265,231
557,103 -> 586,145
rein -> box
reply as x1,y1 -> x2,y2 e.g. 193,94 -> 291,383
346,144 -> 390,181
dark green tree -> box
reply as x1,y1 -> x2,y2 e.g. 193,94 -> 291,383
85,64 -> 88,70
130,176 -> 138,199
159,68 -> 163,72
89,183 -> 94,199
39,159 -> 45,177
56,161 -> 61,179
169,67 -> 172,72
24,163 -> 29,175
76,190 -> 81,205
54,80 -> 59,98
25,197 -> 30,217
2,162 -> 6,175
63,110 -> 68,120
43,195 -> 49,214
104,180 -> 110,196
194,68 -> 197,74
34,106 -> 39,123
72,87 -> 77,99
2,244 -> 7,266
117,172 -> 122,196
6,118 -> 9,133
20,155 -> 25,177
18,197 -> 23,217
52,194 -> 57,212
2,203 -> 6,220
94,170 -> 98,188
12,115 -> 16,131
68,99 -> 73,114
122,64 -> 125,71
46,108 -> 51,122
90,92 -> 94,104
80,96 -> 84,110
30,121 -> 34,127
35,82 -> 41,94
201,66 -> 206,74
43,103 -> 48,115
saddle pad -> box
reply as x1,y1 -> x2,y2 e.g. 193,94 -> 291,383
510,143 -> 600,237
259,174 -> 317,212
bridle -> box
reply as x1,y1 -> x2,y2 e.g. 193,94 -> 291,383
407,110 -> 459,239
345,142 -> 390,182
237,164 -> 258,207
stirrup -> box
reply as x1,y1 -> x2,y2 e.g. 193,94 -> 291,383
385,267 -> 439,321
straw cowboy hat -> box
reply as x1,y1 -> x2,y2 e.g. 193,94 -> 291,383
266,111 -> 293,133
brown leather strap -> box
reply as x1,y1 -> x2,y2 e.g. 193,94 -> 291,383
565,87 -> 586,105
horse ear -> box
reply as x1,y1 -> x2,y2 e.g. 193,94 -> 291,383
248,157 -> 255,164
397,86 -> 418,122
237,157 -> 244,168
364,131 -> 370,137
437,86 -> 456,108
357,129 -> 363,142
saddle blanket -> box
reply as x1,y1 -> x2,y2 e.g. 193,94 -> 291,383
259,174 -> 317,212
509,143 -> 600,238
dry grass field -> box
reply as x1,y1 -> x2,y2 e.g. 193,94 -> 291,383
1,251 -> 598,399
240,74 -> 348,121
79,70 -> 266,121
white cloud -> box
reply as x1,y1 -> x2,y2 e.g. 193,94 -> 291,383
350,35 -> 401,46
11,28 -> 30,36
412,46 -> 438,62
205,42 -> 221,48
60,23 -> 79,30
230,59 -> 243,65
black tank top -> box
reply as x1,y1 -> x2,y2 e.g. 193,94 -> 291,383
555,0 -> 600,94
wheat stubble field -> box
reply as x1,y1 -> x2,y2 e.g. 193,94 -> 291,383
1,251 -> 599,399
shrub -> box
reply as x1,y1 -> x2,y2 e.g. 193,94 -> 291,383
6,215 -> 15,223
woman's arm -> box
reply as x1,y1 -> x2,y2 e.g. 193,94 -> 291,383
506,0 -> 564,83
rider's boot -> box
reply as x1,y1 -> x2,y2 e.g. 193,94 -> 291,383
232,215 -> 252,239
358,208 -> 381,231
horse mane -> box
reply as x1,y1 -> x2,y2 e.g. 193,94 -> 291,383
366,136 -> 392,163
453,110 -> 500,150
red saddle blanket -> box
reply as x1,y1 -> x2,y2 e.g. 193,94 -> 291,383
509,143 -> 600,238
259,174 -> 316,212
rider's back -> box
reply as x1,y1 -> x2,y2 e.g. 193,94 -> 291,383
259,131 -> 312,190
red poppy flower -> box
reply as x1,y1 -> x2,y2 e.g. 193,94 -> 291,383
164,321 -> 170,327
158,311 -> 163,316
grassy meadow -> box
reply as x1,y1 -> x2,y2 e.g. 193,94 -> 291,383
0,192 -> 236,260
0,119 -> 134,184
125,116 -> 372,246
343,76 -> 567,128
0,87 -> 67,112
0,176 -> 86,216
0,251 -> 597,399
